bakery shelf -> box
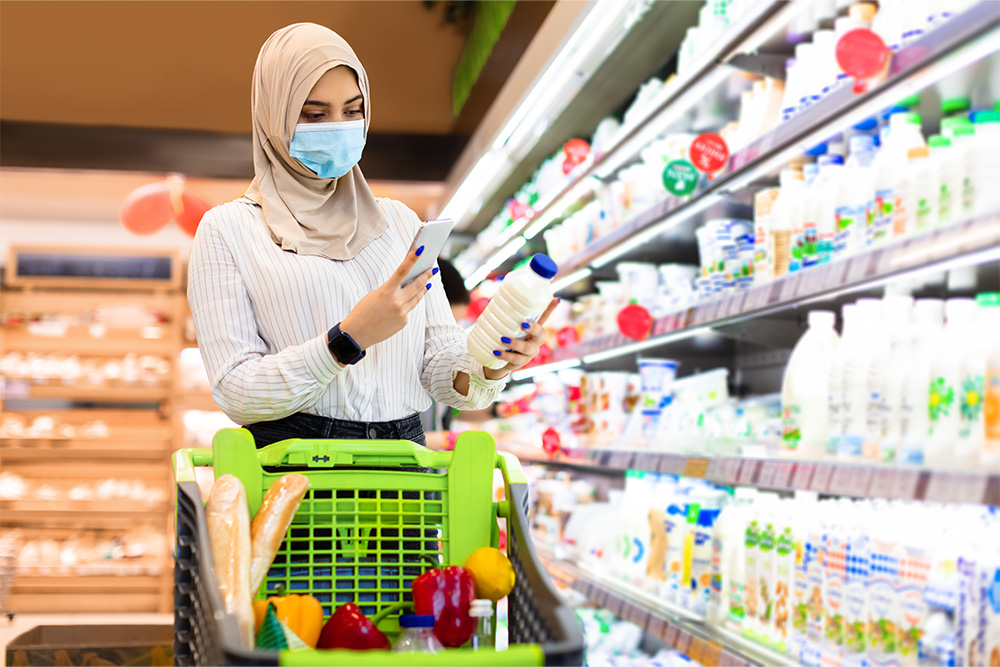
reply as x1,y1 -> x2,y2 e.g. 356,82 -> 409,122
0,326 -> 177,355
0,437 -> 171,461
474,1 -> 1000,287
0,501 -> 169,530
502,441 -> 1000,505
1,380 -> 172,402
536,546 -> 792,667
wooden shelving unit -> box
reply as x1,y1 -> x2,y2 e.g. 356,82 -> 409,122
0,245 -> 199,615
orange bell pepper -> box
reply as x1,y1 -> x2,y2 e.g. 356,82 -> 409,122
252,589 -> 324,648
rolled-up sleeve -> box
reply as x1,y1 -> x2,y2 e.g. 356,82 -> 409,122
187,211 -> 345,424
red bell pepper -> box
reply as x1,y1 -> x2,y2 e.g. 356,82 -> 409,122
316,603 -> 390,650
412,561 -> 477,647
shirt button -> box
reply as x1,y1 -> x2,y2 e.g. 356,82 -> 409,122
368,428 -> 377,439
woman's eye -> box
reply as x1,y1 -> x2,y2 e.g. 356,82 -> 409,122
302,113 -> 326,122
345,109 -> 363,118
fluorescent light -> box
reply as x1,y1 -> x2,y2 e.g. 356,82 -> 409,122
582,327 -> 711,364
511,358 -> 582,382
440,152 -> 505,223
591,194 -> 720,268
464,236 -> 528,289
552,268 -> 593,293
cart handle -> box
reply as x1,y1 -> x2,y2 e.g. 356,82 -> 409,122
173,447 -> 212,483
256,438 -> 454,469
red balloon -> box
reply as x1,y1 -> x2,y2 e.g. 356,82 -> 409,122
175,191 -> 212,237
119,183 -> 172,235
618,304 -> 653,341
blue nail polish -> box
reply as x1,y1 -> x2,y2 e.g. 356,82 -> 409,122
501,336 -> 512,344
432,267 -> 439,276
521,322 -> 530,329
426,283 -> 432,290
493,350 -> 502,357
416,245 -> 425,256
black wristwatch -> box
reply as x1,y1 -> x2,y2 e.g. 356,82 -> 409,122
327,323 -> 366,365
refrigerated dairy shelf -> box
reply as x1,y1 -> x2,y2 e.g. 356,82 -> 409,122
506,211 -> 1000,379
536,546 -> 793,667
501,442 -> 1000,505
474,1 -> 1000,289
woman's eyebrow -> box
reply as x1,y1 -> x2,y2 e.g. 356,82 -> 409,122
343,94 -> 363,105
303,100 -> 331,108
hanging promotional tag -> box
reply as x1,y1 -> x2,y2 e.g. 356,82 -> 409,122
835,28 -> 889,94
690,133 -> 730,173
662,159 -> 699,196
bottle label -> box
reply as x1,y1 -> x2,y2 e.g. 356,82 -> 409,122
866,391 -> 888,457
986,367 -> 1000,440
782,404 -> 802,449
873,189 -> 894,243
915,194 -> 933,231
939,183 -> 952,225
928,377 -> 956,423
803,222 -> 819,265
834,205 -> 859,256
963,176 -> 975,213
958,373 -> 985,438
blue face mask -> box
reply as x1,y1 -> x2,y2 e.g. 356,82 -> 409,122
289,119 -> 366,179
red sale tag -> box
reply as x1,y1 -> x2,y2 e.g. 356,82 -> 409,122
690,133 -> 730,173
835,28 -> 888,93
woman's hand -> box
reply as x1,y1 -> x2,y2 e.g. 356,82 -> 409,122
339,246 -> 435,351
483,298 -> 559,379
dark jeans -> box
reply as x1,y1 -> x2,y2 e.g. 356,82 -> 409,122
244,412 -> 427,448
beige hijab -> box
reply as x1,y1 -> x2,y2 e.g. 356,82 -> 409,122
245,23 -> 387,260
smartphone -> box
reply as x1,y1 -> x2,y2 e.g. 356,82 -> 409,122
402,218 -> 455,286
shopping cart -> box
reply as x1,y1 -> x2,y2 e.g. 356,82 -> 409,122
172,428 -> 584,666
0,532 -> 19,622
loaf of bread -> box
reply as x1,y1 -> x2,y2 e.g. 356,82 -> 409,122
250,473 -> 310,596
206,474 -> 254,648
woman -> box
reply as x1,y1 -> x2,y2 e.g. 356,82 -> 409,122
188,23 -> 554,448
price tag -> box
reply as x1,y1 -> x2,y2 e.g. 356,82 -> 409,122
926,472 -> 988,504
773,461 -> 796,489
847,467 -> 874,497
705,457 -> 726,482
810,464 -> 834,493
688,637 -> 707,664
611,452 -> 634,470
702,640 -> 724,667
791,462 -> 816,490
767,281 -> 784,305
869,467 -> 895,498
683,457 -> 710,479
663,159 -> 700,196
660,455 -> 687,476
846,254 -> 871,284
608,593 -> 625,616
723,458 -> 743,485
629,606 -> 649,627
737,459 -> 760,485
690,133 -> 730,172
646,615 -> 668,641
889,468 -> 923,500
779,272 -> 803,303
674,629 -> 692,655
757,461 -> 779,488
744,285 -> 767,312
664,624 -> 679,647
720,649 -> 751,667
828,465 -> 855,496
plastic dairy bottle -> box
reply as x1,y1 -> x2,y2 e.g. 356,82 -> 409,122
941,118 -> 976,217
821,502 -> 848,667
871,0 -> 905,51
971,110 -> 1000,216
812,30 -> 838,99
839,303 -> 872,458
868,507 -> 902,667
801,163 -> 823,266
906,146 -> 936,233
955,298 -> 994,463
690,508 -> 719,616
925,299 -> 978,467
664,503 -> 688,603
880,295 -> 914,462
979,294 -> 1000,462
771,168 -> 804,276
898,299 -> 945,465
885,113 -> 928,240
857,298 -> 891,461
842,506 -> 870,667
839,135 -> 877,255
900,0 -> 929,45
467,254 -> 557,369
816,155 -> 847,263
927,135 -> 962,227
742,516 -> 761,641
781,310 -> 839,456
827,305 -> 856,456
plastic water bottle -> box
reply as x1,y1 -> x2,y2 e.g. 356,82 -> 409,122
467,254 -> 558,369
469,599 -> 494,651
392,614 -> 444,653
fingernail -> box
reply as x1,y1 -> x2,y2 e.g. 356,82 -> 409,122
501,336 -> 512,344
426,283 -> 432,290
415,245 -> 425,256
521,322 -> 530,329
432,267 -> 439,276
493,350 -> 502,357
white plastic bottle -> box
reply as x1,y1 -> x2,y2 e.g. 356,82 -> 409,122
898,300 -> 945,465
941,118 -> 976,218
927,135 -> 961,228
772,168 -> 805,276
781,310 -> 840,457
971,110 -> 1000,216
906,146 -> 937,234
839,135 -> 877,255
886,113 -> 928,240
926,299 -> 978,467
871,0 -> 905,51
827,305 -> 855,456
859,298 -> 891,461
839,303 -> 872,459
955,298 -> 992,464
980,293 -> 1000,463
816,155 -> 846,263
467,254 -> 557,369
880,294 -> 915,462
801,163 -> 824,266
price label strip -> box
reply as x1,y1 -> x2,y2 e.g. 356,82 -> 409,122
889,468 -> 923,500
738,459 -> 760,486
925,471 -> 988,504
705,457 -> 727,483
869,467 -> 895,499
779,272 -> 803,303
683,457 -> 710,479
723,458 -> 743,485
791,462 -> 816,490
660,455 -> 688,476
810,463 -> 834,493
773,461 -> 796,489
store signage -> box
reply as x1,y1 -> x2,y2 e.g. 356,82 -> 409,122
662,159 -> 699,196
689,133 -> 730,173
7,246 -> 181,289
835,29 -> 888,94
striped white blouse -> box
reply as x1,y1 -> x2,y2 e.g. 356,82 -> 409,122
187,197 -> 507,425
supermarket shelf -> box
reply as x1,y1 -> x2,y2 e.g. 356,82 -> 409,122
544,3 -> 1000,282
503,442 -> 1000,505
0,500 -> 169,527
536,546 -> 791,667
511,213 -> 1000,373
13,566 -> 167,580
1,326 -> 176,355
461,0 -> 792,279
1,380 -> 172,402
1,434 -> 172,460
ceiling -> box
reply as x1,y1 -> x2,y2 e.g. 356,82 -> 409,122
0,1 -> 472,136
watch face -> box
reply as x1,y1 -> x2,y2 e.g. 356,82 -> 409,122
329,329 -> 363,365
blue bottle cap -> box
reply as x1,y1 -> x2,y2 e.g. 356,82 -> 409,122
399,614 -> 436,628
529,254 -> 558,279
805,142 -> 828,157
818,154 -> 844,166
852,117 -> 879,131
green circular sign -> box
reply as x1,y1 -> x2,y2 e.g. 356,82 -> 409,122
662,159 -> 699,196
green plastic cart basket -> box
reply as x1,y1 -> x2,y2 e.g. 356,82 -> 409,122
172,428 -> 583,666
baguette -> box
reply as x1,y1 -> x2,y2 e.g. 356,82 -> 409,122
206,474 -> 254,648
250,473 -> 310,596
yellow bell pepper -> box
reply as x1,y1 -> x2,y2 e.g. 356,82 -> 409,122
253,591 -> 324,648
